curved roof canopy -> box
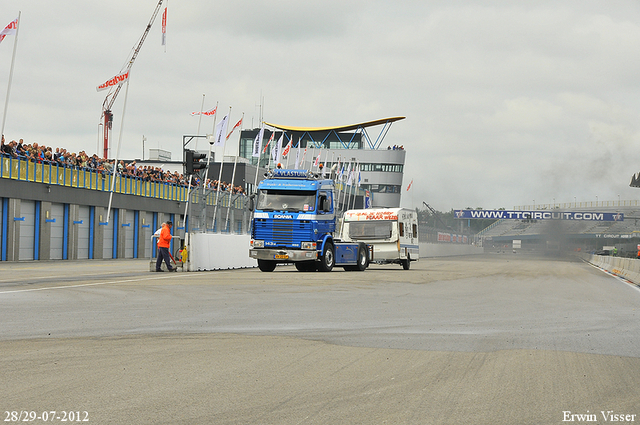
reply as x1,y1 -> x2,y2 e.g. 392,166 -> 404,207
264,116 -> 405,133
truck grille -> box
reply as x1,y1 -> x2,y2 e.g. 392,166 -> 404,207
253,219 -> 313,246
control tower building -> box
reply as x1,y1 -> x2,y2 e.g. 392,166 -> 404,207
238,117 -> 406,208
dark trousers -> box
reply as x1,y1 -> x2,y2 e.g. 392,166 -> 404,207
156,246 -> 172,271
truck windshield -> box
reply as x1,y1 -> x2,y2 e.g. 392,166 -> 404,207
257,190 -> 316,212
346,221 -> 393,240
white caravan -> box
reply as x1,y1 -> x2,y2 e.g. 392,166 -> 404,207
340,208 -> 419,270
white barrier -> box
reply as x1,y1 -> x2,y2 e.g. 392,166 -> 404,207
585,254 -> 640,285
419,243 -> 484,258
184,237 -> 482,271
188,233 -> 257,271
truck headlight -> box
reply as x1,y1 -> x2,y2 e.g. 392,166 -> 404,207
252,239 -> 265,248
301,241 -> 317,250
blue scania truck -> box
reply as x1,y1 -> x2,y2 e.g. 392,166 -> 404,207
249,169 -> 369,272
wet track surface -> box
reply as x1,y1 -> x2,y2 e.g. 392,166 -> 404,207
1,254 -> 639,424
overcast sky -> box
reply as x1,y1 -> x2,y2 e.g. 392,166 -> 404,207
1,0 -> 640,211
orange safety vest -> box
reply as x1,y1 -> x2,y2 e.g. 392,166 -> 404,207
158,225 -> 172,248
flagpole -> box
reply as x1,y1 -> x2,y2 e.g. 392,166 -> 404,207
266,129 -> 273,172
285,135 -> 291,168
106,76 -> 130,225
203,100 -> 219,186
194,94 -> 205,151
340,162 -> 351,212
202,100 -> 218,201
162,0 -> 168,53
412,178 -> 414,210
348,163 -> 357,210
183,95 -> 206,233
293,138 -> 299,169
213,106 -> 231,231
225,112 -> 243,231
1,11 -> 20,139
253,123 -> 265,194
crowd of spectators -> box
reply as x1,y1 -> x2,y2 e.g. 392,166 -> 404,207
0,135 -> 245,195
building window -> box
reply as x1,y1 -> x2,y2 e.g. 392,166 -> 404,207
361,184 -> 401,193
357,163 -> 403,173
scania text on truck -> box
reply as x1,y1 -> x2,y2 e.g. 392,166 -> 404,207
249,169 -> 369,272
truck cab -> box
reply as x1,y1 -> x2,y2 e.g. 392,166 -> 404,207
250,169 -> 369,272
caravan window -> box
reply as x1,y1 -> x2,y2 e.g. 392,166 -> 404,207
347,221 -> 393,240
399,222 -> 404,237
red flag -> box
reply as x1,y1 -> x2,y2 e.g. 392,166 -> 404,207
191,107 -> 217,116
263,132 -> 275,153
406,179 -> 413,191
281,139 -> 292,157
161,7 -> 167,46
226,117 -> 243,140
0,17 -> 17,44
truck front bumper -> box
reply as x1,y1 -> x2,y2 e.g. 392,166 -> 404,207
249,248 -> 318,262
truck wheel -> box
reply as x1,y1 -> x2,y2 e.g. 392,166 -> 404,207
318,242 -> 335,272
295,261 -> 316,272
258,259 -> 277,272
402,255 -> 410,270
355,244 -> 369,271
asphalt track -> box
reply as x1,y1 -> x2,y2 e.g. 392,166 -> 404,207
1,254 -> 639,424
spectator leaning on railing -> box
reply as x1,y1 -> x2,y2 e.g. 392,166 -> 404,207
1,135 -> 249,195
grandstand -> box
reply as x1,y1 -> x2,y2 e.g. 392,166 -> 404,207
477,202 -> 640,256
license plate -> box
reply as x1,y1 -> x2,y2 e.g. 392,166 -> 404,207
274,254 -> 288,260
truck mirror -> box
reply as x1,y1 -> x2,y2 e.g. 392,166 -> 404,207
318,195 -> 326,212
323,198 -> 331,212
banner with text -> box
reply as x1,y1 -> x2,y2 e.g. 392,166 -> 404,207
453,210 -> 624,221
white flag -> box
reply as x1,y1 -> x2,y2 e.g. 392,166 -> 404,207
281,139 -> 292,158
213,115 -> 229,147
97,69 -> 130,92
300,147 -> 308,167
273,133 -> 283,163
0,17 -> 18,44
294,139 -> 301,168
346,163 -> 353,185
252,127 -> 264,158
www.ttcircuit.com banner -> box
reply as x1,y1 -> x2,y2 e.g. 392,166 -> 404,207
453,210 -> 624,221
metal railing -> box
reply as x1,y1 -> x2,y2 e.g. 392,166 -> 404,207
1,155 -> 190,202
515,200 -> 640,210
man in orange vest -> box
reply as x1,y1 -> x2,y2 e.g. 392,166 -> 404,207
155,221 -> 176,272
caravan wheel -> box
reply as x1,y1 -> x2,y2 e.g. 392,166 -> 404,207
402,254 -> 410,270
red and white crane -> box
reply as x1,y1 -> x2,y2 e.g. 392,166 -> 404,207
100,0 -> 164,159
